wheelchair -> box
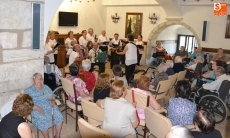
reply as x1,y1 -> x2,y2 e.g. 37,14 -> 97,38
188,79 -> 230,124
44,73 -> 66,109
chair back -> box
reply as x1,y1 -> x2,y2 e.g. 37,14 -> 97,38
154,79 -> 173,100
168,73 -> 178,88
78,118 -> 112,138
176,70 -> 187,83
145,107 -> 172,138
60,77 -> 77,100
125,89 -> 150,109
218,80 -> 230,102
81,98 -> 104,122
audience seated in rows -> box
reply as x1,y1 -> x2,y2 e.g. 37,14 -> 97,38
166,60 -> 175,76
96,80 -> 139,138
131,75 -> 161,120
25,73 -> 63,138
66,63 -> 89,103
79,59 -> 96,92
0,94 -> 35,138
173,56 -> 185,73
211,48 -> 228,63
93,73 -> 111,103
191,110 -> 222,138
44,56 -> 62,86
110,64 -> 128,86
151,63 -> 168,89
166,126 -> 193,138
168,80 -> 196,126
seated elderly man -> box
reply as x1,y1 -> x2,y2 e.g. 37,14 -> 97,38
191,46 -> 204,58
166,126 -> 193,138
151,63 -> 168,89
197,66 -> 230,100
44,56 -> 62,86
211,48 -> 228,63
173,46 -> 188,59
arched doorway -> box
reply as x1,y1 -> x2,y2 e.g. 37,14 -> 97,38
143,19 -> 200,65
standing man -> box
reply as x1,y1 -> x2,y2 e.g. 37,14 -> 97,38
86,28 -> 95,43
109,33 -> 122,69
116,34 -> 137,84
97,30 -> 110,53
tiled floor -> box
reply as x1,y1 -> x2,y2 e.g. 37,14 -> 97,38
30,63 -> 230,138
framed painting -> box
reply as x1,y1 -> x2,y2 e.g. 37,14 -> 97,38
125,13 -> 143,38
225,15 -> 230,38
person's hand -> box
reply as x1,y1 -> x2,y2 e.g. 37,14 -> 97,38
51,44 -> 55,48
36,106 -> 44,114
49,97 -> 55,106
132,101 -> 137,108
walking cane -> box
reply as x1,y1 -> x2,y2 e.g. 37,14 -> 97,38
52,104 -> 54,138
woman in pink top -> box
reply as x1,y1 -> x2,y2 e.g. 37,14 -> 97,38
131,75 -> 161,119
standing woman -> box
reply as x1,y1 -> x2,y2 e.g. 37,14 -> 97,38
135,34 -> 144,72
65,31 -> 76,54
48,31 -> 58,64
44,36 -> 55,64
116,34 -> 137,84
78,30 -> 88,56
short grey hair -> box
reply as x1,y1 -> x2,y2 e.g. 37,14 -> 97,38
32,72 -> 42,80
159,63 -> 168,72
175,56 -> 182,63
168,126 -> 193,138
88,28 -> 93,33
82,59 -> 91,71
196,56 -> 204,63
166,60 -> 174,68
44,56 -> 50,65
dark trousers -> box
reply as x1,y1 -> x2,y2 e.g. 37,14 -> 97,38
125,64 -> 136,83
90,62 -> 105,74
137,54 -> 142,66
54,54 -> 57,65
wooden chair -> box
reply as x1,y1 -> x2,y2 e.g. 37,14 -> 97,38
152,78 -> 173,101
144,107 -> 172,138
78,118 -> 112,138
166,73 -> 178,102
81,97 -> 104,127
64,64 -> 70,77
176,70 -> 187,83
125,89 -> 150,138
60,77 -> 82,131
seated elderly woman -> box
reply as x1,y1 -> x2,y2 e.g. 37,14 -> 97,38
166,126 -> 193,138
166,60 -> 174,76
66,63 -> 89,103
79,59 -> 97,92
191,110 -> 222,138
211,48 -> 228,63
186,56 -> 204,71
0,94 -> 35,138
44,56 -> 62,86
151,63 -> 169,89
93,73 -> 111,103
24,73 -> 63,138
173,56 -> 185,73
168,80 -> 196,126
131,75 -> 161,120
96,80 -> 139,138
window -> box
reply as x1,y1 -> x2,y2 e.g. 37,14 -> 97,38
177,34 -> 198,53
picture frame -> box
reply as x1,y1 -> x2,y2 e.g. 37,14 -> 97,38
125,12 -> 143,38
225,15 -> 230,38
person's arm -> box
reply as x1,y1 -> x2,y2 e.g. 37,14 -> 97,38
116,45 -> 128,55
224,54 -> 229,62
202,71 -> 211,78
211,54 -> 217,61
97,36 -> 103,45
18,122 -> 35,138
33,105 -> 44,114
202,79 -> 221,91
147,91 -> 161,110
96,99 -> 104,108
130,107 -> 139,128
182,52 -> 188,58
79,37 -> 87,49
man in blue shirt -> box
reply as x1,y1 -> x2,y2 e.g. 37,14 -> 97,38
191,46 -> 204,58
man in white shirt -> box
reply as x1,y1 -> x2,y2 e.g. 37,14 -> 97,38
88,42 -> 105,74
86,28 -> 95,43
97,30 -> 110,53
109,33 -> 122,69
69,45 -> 81,65
197,66 -> 230,101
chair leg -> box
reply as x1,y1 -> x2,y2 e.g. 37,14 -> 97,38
143,125 -> 147,138
65,105 -> 67,124
76,110 -> 78,132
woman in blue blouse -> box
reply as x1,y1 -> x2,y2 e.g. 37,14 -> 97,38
25,73 -> 63,138
168,80 -> 196,126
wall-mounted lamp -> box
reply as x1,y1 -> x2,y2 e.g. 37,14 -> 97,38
111,13 -> 120,23
148,13 -> 158,24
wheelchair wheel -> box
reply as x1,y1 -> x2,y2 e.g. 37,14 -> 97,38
198,95 -> 228,124
53,86 -> 66,108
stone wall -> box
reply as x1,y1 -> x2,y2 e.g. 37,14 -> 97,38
0,0 -> 44,117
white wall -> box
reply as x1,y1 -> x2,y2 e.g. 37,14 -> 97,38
49,0 -> 106,36
105,6 -> 167,40
182,5 -> 230,49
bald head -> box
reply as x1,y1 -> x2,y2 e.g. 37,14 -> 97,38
73,44 -> 81,52
88,28 -> 94,35
101,30 -> 106,36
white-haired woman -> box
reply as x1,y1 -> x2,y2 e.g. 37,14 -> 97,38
173,56 -> 185,73
166,60 -> 174,76
151,63 -> 169,89
186,56 -> 204,71
79,59 -> 96,92
166,126 -> 193,138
